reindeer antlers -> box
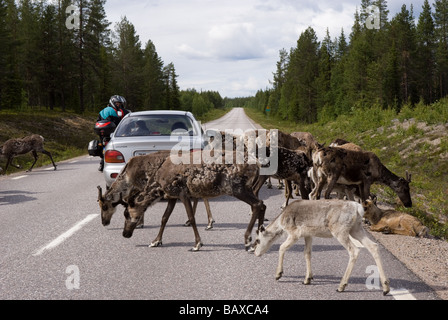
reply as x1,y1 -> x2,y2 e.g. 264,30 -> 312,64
97,186 -> 104,202
406,171 -> 412,183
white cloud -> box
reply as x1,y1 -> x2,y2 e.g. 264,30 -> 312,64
104,0 -> 426,98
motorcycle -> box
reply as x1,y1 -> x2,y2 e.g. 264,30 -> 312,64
88,120 -> 117,171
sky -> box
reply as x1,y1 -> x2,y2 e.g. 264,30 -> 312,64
104,0 -> 427,98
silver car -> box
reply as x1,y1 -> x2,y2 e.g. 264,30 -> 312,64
103,110 -> 205,187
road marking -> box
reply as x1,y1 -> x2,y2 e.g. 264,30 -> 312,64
12,176 -> 27,180
32,214 -> 99,257
390,288 -> 417,300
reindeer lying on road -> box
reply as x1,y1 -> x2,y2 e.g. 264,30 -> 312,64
254,199 -> 390,295
1,134 -> 57,173
363,199 -> 429,237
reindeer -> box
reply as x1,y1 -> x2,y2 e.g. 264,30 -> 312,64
310,147 -> 412,207
253,147 -> 312,209
0,134 -> 57,173
97,151 -> 216,230
254,199 -> 390,295
253,131 -> 313,206
363,199 -> 429,237
122,151 -> 266,251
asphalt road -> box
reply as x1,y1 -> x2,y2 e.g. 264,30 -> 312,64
0,108 -> 440,305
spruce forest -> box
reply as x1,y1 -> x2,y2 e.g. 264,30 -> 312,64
1,0 -> 448,124
0,0 -> 223,115
247,0 -> 448,124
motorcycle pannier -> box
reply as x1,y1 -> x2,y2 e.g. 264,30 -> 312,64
94,120 -> 117,136
88,140 -> 103,157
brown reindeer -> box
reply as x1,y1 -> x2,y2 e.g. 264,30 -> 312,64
123,151 -> 266,251
363,199 -> 429,237
310,147 -> 412,207
253,147 -> 312,208
97,150 -> 215,230
0,134 -> 57,173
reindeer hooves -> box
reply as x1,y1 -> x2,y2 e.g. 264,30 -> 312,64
190,242 -> 203,252
245,237 -> 253,251
303,277 -> 314,285
337,284 -> 347,293
205,219 -> 215,231
149,240 -> 163,248
275,272 -> 283,281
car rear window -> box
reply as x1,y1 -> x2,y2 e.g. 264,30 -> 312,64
114,114 -> 196,137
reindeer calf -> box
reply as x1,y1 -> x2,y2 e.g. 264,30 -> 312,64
363,200 -> 429,238
1,134 -> 57,173
254,199 -> 390,295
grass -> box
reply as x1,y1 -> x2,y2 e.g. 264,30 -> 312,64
0,106 -> 229,174
245,99 -> 448,240
0,108 -> 98,173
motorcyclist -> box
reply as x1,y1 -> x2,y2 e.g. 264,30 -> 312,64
98,95 -> 130,125
97,95 -> 130,171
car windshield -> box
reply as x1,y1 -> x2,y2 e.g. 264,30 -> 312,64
114,114 -> 196,137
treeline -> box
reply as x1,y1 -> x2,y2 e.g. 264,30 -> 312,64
0,0 -> 223,114
246,0 -> 448,124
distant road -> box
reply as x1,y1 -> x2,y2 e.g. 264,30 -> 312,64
0,108 -> 439,304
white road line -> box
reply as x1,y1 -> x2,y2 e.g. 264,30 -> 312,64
32,214 -> 99,257
12,176 -> 27,180
390,288 -> 417,300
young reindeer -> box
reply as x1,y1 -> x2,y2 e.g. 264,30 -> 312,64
363,199 -> 429,238
1,134 -> 57,173
254,199 -> 390,295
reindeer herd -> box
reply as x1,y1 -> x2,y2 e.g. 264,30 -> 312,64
96,128 -> 426,296
0,129 -> 425,296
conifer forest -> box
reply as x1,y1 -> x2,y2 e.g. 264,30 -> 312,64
0,0 -> 448,124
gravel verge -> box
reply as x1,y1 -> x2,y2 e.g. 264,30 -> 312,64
368,229 -> 448,300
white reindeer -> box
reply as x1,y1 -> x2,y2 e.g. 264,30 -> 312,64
254,199 -> 390,295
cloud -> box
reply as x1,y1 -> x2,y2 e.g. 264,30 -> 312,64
208,23 -> 266,60
178,22 -> 267,61
104,0 -> 427,98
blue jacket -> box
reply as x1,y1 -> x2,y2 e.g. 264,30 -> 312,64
99,106 -> 120,120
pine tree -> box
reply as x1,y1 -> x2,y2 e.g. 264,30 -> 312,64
288,27 -> 319,123
387,4 -> 417,107
268,48 -> 288,116
416,0 -> 436,104
142,40 -> 165,109
345,10 -> 373,108
39,3 -> 59,110
0,0 -> 8,110
2,0 -> 21,109
84,0 -> 111,110
17,0 -> 42,107
112,16 -> 144,109
162,62 -> 180,110
329,29 -> 349,117
434,0 -> 448,98
316,29 -> 333,113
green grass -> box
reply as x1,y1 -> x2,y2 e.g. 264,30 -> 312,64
245,99 -> 448,240
0,108 -> 98,173
0,107 -> 229,174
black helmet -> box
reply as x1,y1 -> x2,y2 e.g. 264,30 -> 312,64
109,95 -> 126,109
